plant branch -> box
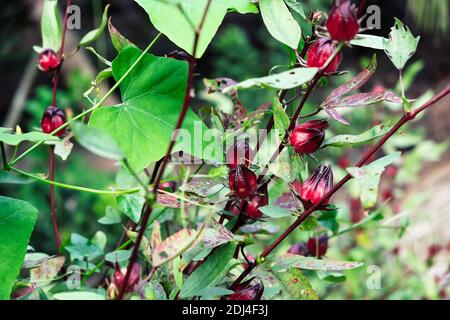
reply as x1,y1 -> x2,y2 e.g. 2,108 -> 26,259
10,167 -> 141,195
229,85 -> 450,289
117,1 -> 213,300
0,142 -> 7,170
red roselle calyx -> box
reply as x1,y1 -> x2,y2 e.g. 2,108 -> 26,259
41,106 -> 67,137
226,140 -> 252,169
326,0 -> 359,42
227,279 -> 264,300
244,183 -> 269,219
290,120 -> 329,155
307,235 -> 329,258
112,263 -> 141,293
306,38 -> 342,74
38,49 -> 61,72
228,165 -> 257,198
298,164 -> 334,209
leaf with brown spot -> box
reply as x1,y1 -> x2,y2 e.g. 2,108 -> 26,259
152,228 -> 200,267
30,256 -> 65,287
151,221 -> 162,251
323,54 -> 377,107
274,268 -> 318,300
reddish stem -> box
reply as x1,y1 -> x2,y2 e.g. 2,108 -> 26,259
230,86 -> 450,289
52,0 -> 71,106
47,0 -> 71,253
117,0 -> 213,300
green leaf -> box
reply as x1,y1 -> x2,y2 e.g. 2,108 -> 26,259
65,234 -> 103,263
135,0 -> 258,58
260,0 -> 301,49
272,98 -> 290,138
350,34 -> 386,50
275,254 -> 364,271
317,208 -> 340,235
0,171 -> 35,185
0,128 -> 59,146
53,291 -> 105,300
284,0 -> 306,19
0,196 -> 38,299
323,124 -> 392,149
383,18 -> 420,70
259,205 -> 293,219
79,5 -> 110,47
72,122 -> 123,161
108,18 -> 137,52
274,268 -> 318,300
224,67 -> 318,92
40,0 -> 62,52
89,47 -> 221,170
180,242 -> 239,298
104,250 -> 131,264
98,206 -> 122,225
117,194 -> 144,223
85,47 -> 112,66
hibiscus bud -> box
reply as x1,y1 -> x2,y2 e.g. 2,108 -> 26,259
226,140 -> 252,169
228,165 -> 257,198
288,242 -> 310,256
307,235 -> 329,258
290,120 -> 329,155
38,49 -> 61,72
299,164 -> 334,209
227,280 -> 264,300
41,106 -> 67,137
306,38 -> 342,74
112,263 -> 141,293
326,0 -> 359,41
245,183 -> 268,219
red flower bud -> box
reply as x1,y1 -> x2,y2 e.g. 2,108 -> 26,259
112,263 -> 141,293
227,280 -> 264,300
288,242 -> 310,256
41,106 -> 67,137
326,0 -> 359,41
307,235 -> 329,258
306,38 -> 342,74
38,49 -> 61,72
385,165 -> 398,179
299,164 -> 333,209
228,165 -> 257,198
244,183 -> 268,219
226,140 -> 252,169
290,120 -> 329,154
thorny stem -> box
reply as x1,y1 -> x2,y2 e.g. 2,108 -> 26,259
9,34 -> 162,167
117,0 -> 213,300
230,85 -> 450,290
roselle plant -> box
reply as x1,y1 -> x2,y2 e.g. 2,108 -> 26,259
0,0 -> 449,301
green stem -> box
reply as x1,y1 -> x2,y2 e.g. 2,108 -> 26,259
9,33 -> 162,167
10,167 -> 141,195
